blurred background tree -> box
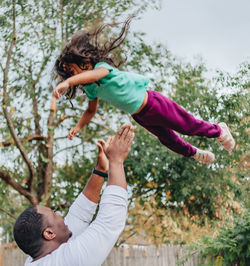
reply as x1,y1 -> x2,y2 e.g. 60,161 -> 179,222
119,56 -> 249,245
0,0 -> 160,240
0,0 -> 249,249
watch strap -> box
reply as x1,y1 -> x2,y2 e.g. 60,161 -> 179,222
92,168 -> 108,178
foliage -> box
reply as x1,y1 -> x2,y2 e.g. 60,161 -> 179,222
119,195 -> 218,246
0,0 -> 160,239
125,54 -> 249,216
120,52 -> 249,245
0,0 -> 249,248
0,181 -> 28,242
190,210 -> 250,265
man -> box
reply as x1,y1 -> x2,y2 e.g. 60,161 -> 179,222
13,124 -> 134,266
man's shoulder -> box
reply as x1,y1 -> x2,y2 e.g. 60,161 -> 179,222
24,241 -> 71,266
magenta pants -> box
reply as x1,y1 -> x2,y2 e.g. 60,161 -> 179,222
132,91 -> 221,157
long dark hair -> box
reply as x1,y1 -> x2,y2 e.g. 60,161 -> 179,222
53,16 -> 134,100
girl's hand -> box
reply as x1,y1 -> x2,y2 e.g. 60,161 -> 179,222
54,80 -> 70,99
68,127 -> 80,140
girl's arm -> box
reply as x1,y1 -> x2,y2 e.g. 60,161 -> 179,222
54,68 -> 109,99
68,98 -> 98,140
68,68 -> 109,87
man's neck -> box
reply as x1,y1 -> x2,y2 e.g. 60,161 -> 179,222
33,242 -> 61,261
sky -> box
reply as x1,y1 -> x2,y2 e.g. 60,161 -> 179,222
132,0 -> 250,73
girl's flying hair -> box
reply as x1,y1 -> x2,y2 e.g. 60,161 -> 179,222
53,16 -> 134,101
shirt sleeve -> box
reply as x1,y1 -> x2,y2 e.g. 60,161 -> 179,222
94,62 -> 114,72
84,62 -> 113,101
83,83 -> 98,101
69,185 -> 128,265
64,193 -> 98,237
30,186 -> 128,266
25,186 -> 128,266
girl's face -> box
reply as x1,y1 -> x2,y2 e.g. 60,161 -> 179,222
67,63 -> 93,75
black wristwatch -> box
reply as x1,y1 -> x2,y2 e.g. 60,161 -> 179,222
92,168 -> 108,178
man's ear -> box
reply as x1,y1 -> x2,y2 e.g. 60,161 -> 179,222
43,227 -> 56,240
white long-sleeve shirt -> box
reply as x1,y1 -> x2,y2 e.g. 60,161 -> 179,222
25,185 -> 128,266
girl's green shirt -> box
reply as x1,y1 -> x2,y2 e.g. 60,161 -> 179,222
84,62 -> 149,114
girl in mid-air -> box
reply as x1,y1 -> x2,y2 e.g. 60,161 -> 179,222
53,18 -> 235,164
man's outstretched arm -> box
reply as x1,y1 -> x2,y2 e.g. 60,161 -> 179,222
82,139 -> 108,203
64,140 -> 108,236
59,124 -> 134,266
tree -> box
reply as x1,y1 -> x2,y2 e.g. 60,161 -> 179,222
124,40 -> 249,215
118,50 -> 249,244
190,210 -> 250,265
0,0 -> 160,240
0,0 -> 248,246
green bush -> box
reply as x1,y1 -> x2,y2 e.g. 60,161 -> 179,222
193,211 -> 250,265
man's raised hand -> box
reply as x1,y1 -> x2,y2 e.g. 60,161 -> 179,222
96,139 -> 109,172
100,124 -> 134,163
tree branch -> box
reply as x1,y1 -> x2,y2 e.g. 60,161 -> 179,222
1,107 -> 36,191
0,135 -> 47,147
54,115 -> 76,128
0,170 -> 38,205
2,0 -> 36,194
91,120 -> 116,134
60,0 -> 64,43
117,213 -> 154,247
0,207 -> 17,220
3,0 -> 17,81
29,56 -> 50,135
53,134 -> 86,141
32,89 -> 41,135
51,202 -> 71,211
54,135 -> 71,141
53,143 -> 83,157
0,62 -> 4,72
27,134 -> 46,141
34,56 -> 50,84
54,112 -> 114,136
28,63 -> 41,135
42,95 -> 57,205
0,141 -> 13,147
53,129 -> 98,158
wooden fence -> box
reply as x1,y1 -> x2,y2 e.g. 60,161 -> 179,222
0,242 -> 202,266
